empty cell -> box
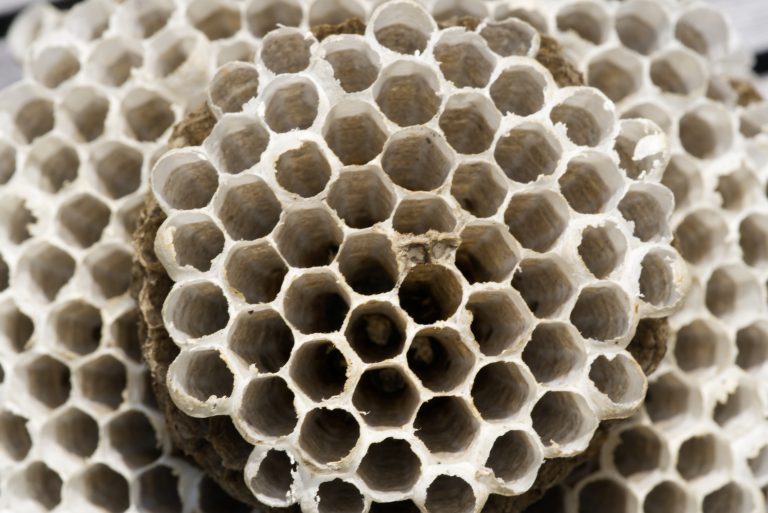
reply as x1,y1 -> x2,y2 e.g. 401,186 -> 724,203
213,117 -> 270,175
27,136 -> 79,192
225,243 -> 287,304
373,2 -> 432,54
382,128 -> 453,191
154,153 -> 218,210
149,29 -> 199,79
275,207 -> 342,268
570,285 -> 630,341
264,79 -> 319,133
251,449 -> 295,503
512,258 -> 573,318
439,93 -> 499,154
241,376 -> 297,436
122,88 -> 175,142
309,0 -> 365,26
706,265 -> 762,318
338,232 -> 398,295
358,438 -> 421,492
504,191 -> 568,252
481,18 -> 537,57
324,101 -> 388,165
108,410 -> 162,468
353,366 -> 418,427
704,483 -> 752,513
677,433 -> 726,480
58,194 -> 110,248
393,195 -> 456,235
91,142 -> 143,199
456,223 -> 518,284
675,7 -> 729,57
198,475 -> 250,513
674,319 -> 726,373
533,391 -> 596,447
324,40 -> 379,93
425,475 -> 476,513
49,411 -> 97,461
739,214 -> 768,266
17,243 -> 76,302
614,119 -> 667,180
471,361 -> 530,420
16,462 -> 62,510
230,310 -> 293,372
639,250 -> 677,307
718,168 -> 759,211
0,411 -> 32,461
408,327 -> 474,392
275,141 -> 331,197
644,481 -> 688,513
79,464 -> 129,513
615,0 -> 669,55
556,2 -> 609,44
495,124 -> 561,183
485,430 -> 539,483
262,30 -> 312,74
450,162 -> 507,218
432,0 -> 487,22
370,501 -> 421,513
736,323 -> 768,371
167,282 -> 229,338
217,178 -> 281,240
375,65 -> 440,127
618,188 -> 668,241
0,302 -> 34,352
209,64 -> 260,114
433,35 -> 493,88
32,46 -> 80,88
577,479 -> 631,513
622,101 -> 673,134
22,355 -> 70,408
63,0 -> 110,40
52,300 -> 102,355
653,50 -> 707,96
318,480 -> 364,513
291,340 -> 347,401
187,0 -> 240,40
11,89 -> 54,142
559,153 -> 622,214
137,465 -> 183,513
300,408 -> 360,463
284,272 -> 349,334
661,155 -> 700,208
246,0 -> 302,37
675,209 -> 727,263
490,66 -> 546,116
550,90 -> 614,147
415,396 -> 478,453
167,216 -> 224,272
121,0 -> 173,38
612,426 -> 662,476
399,264 -> 462,324
78,355 -> 126,409
86,247 -> 133,299
0,141 -> 15,184
645,372 -> 691,423
217,41 -> 257,67
589,354 -> 644,404
328,167 -> 396,228
713,384 -> 760,428
346,302 -> 406,363
587,49 -> 643,102
679,104 -> 733,159
523,323 -> 584,383
61,87 -> 108,142
177,350 -> 232,402
87,37 -> 143,87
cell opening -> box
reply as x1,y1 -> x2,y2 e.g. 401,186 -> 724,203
108,410 -> 162,469
705,265 -> 762,319
78,355 -> 126,410
346,302 -> 406,364
494,124 -> 561,183
154,153 -> 218,210
736,323 -> 768,371
679,104 -> 733,159
58,194 -> 110,248
434,36 -> 493,88
123,0 -> 173,38
570,285 -> 630,341
122,88 -> 175,142
373,2 -> 433,55
399,264 -> 462,324
291,341 -> 347,401
88,38 -> 143,87
589,354 -> 645,404
718,168 -> 760,211
264,79 -> 319,133
168,216 -> 224,272
675,8 -> 729,58
261,30 -> 312,74
225,243 -> 288,304
275,207 -> 342,268
167,282 -> 229,338
471,361 -> 530,420
209,63 -> 260,114
456,223 -> 518,284
18,243 -> 76,302
485,431 -> 539,483
674,320 -> 724,373
338,232 -> 398,295
439,93 -> 499,154
556,2 -> 609,44
615,0 -> 669,55
481,19 -> 537,57
80,464 -> 129,513
324,101 -> 388,165
328,167 -> 396,229
0,412 -> 32,461
230,309 -> 293,372
177,350 -> 233,402
511,258 -> 573,318
550,90 -> 615,147
650,50 -> 706,95
450,162 -> 507,218
676,433 -> 725,480
703,483 -> 750,513
661,155 -> 700,209
246,0 -> 302,38
559,153 -> 622,214
523,323 -> 584,383
504,191 -> 569,252
613,426 -> 662,477
381,128 -> 453,191
425,475 -> 476,513
353,366 -> 418,427
614,119 -> 667,179
358,438 -> 421,492
137,465 -> 182,513
251,450 -> 295,503
0,303 -> 34,353
86,247 -> 133,300
275,141 -> 331,198
53,300 -> 102,356
639,250 -> 676,307
415,396 -> 478,453
408,327 -> 474,392
241,376 -> 297,437
532,391 -> 595,447
644,481 -> 687,513
393,195 -> 456,235
674,209 -> 727,264
27,136 -> 79,193
18,462 -> 62,510
91,142 -> 143,199
318,480 -> 364,513
217,178 -> 281,240
739,214 -> 768,266
587,49 -> 643,102
284,272 -> 350,334
61,87 -> 108,142
187,0 -> 240,40
622,101 -> 672,134
645,373 -> 691,423
32,46 -> 80,88
300,408 -> 360,464
713,385 -> 759,429
12,91 -> 54,142
490,66 -> 546,116
149,29 -> 199,79
324,39 -> 379,93
618,188 -> 668,241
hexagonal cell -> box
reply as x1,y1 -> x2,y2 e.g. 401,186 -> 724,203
217,178 -> 281,240
32,45 -> 80,88
407,327 -> 473,393
137,465 -> 183,513
166,215 -> 224,272
327,167 -> 396,229
505,191 -> 569,252
704,483 -> 752,513
225,243 -> 287,304
587,48 -> 643,102
0,411 -> 32,461
240,376 -> 297,436
47,406 -> 98,460
148,28 -> 201,79
559,153 -> 622,214
485,431 -> 540,483
621,101 -> 673,134
166,281 -> 229,338
299,408 -> 360,464
229,309 -> 293,372
679,103 -> 733,159
532,391 -> 596,448
318,480 -> 364,513
87,37 -> 143,87
120,0 -> 173,38
27,136 -> 79,193
358,438 -> 421,493
338,232 -> 398,295
425,475 -> 476,513
614,119 -> 668,180
433,37 -> 490,89
512,257 -> 573,318
13,462 -> 62,510
373,1 -> 433,55
570,284 -> 630,341
382,128 -> 453,191
284,272 -> 350,334
456,223 -> 518,284
58,194 -> 110,249
494,124 -> 561,183
8,88 -> 54,143
209,63 -> 259,114
209,116 -> 269,175
187,0 -> 239,40
674,209 -> 727,264
674,319 -> 726,373
440,93 -> 499,154
61,86 -> 108,142
415,396 -> 478,453
261,29 -> 312,74
264,78 -> 319,133
551,90 -> 614,147
108,410 -> 162,468
650,49 -> 706,95
713,384 -> 761,430
122,88 -> 175,142
612,426 -> 663,477
523,323 -> 584,383
706,265 -> 762,319
490,65 -> 546,117
577,479 -> 632,513
246,0 -> 302,37
0,197 -> 33,245
352,366 -> 418,427
718,167 -> 760,211
675,7 -> 729,58
399,264 -> 462,325
589,354 -> 645,404
273,141 -> 332,198
736,322 -> 768,371
0,302 -> 34,353
393,195 -> 456,235
481,18 -> 537,56
639,249 -> 678,307
324,101 -> 388,165
618,188 -> 668,241
52,300 -> 102,355
324,39 -> 379,94
472,361 -> 530,420
153,152 -> 217,210
250,449 -> 295,504
676,432 -> 729,481
275,206 -> 342,268
346,302 -> 406,363
18,243 -> 76,302
77,464 -> 129,513
78,354 -> 126,409
22,354 -> 71,409
739,214 -> 768,266
450,162 -> 507,218
615,0 -> 670,55
578,223 -> 627,280
175,349 -> 232,404
645,372 -> 692,423
85,246 -> 132,300
91,141 -> 143,199
660,155 -> 701,210
291,340 -> 347,402
556,2 -> 609,44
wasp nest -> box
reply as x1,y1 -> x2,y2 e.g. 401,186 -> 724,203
137,1 -> 693,511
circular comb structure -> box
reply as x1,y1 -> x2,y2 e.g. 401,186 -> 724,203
144,2 -> 688,511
